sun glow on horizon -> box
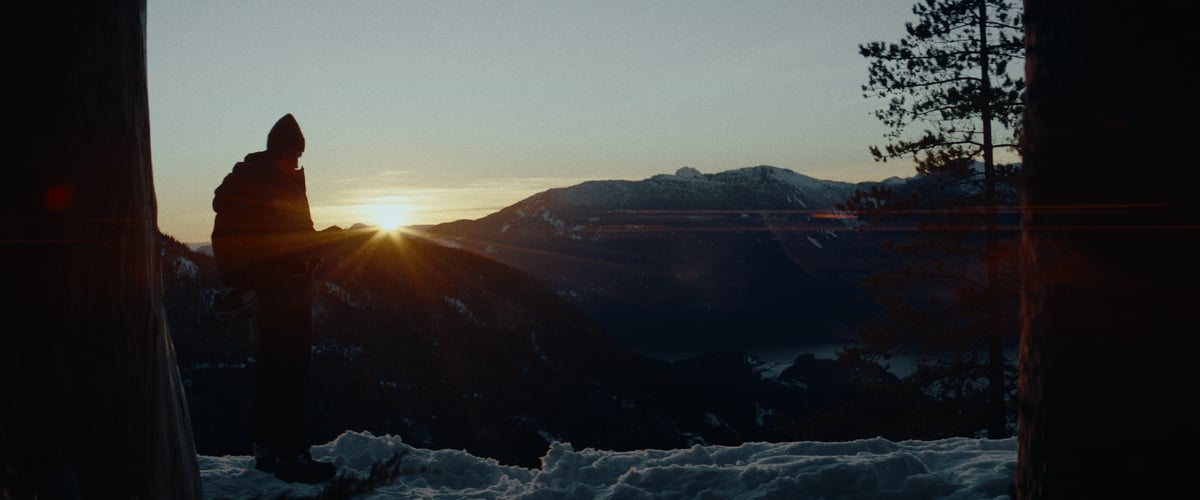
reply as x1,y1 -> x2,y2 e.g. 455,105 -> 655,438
365,202 -> 416,231
307,178 -> 585,239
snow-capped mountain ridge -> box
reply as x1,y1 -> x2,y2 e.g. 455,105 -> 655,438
427,165 -> 904,353
503,165 -> 875,219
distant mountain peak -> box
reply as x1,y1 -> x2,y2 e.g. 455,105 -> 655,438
425,164 -> 896,352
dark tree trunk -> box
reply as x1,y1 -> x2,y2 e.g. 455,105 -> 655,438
1017,2 -> 1199,498
976,0 -> 1007,440
1,1 -> 201,498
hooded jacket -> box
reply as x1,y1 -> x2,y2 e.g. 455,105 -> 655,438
211,150 -> 316,288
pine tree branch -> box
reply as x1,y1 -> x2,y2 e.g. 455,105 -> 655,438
984,20 -> 1023,30
871,75 -> 982,91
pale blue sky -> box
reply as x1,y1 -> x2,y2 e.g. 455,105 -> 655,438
148,0 -> 957,243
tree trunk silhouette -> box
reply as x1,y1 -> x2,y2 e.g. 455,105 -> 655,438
1017,2 -> 1199,498
1,1 -> 201,498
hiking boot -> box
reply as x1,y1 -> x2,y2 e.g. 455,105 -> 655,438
252,444 -> 271,470
253,446 -> 277,473
254,446 -> 337,483
273,452 -> 337,483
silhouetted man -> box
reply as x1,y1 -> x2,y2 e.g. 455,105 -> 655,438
211,114 -> 335,483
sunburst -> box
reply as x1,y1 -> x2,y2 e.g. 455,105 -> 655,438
367,203 -> 415,231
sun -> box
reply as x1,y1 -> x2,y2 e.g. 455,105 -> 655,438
368,203 -> 415,231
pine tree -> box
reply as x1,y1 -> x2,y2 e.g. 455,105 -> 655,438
861,0 -> 1024,169
838,161 -> 1021,439
852,0 -> 1024,439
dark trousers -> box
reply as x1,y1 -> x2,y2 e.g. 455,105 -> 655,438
251,302 -> 314,455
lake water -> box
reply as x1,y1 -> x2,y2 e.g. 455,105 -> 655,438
643,343 -> 1018,379
748,344 -> 1020,378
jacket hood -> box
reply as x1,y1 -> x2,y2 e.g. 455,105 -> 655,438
266,113 -> 305,155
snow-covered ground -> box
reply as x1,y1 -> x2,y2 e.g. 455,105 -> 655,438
200,431 -> 1016,499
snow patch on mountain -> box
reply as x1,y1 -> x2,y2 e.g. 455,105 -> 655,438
324,282 -> 361,308
443,296 -> 475,322
540,209 -> 566,229
314,343 -> 365,362
170,255 -> 199,280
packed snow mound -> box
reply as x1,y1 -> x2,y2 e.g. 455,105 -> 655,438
199,430 -> 1017,499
